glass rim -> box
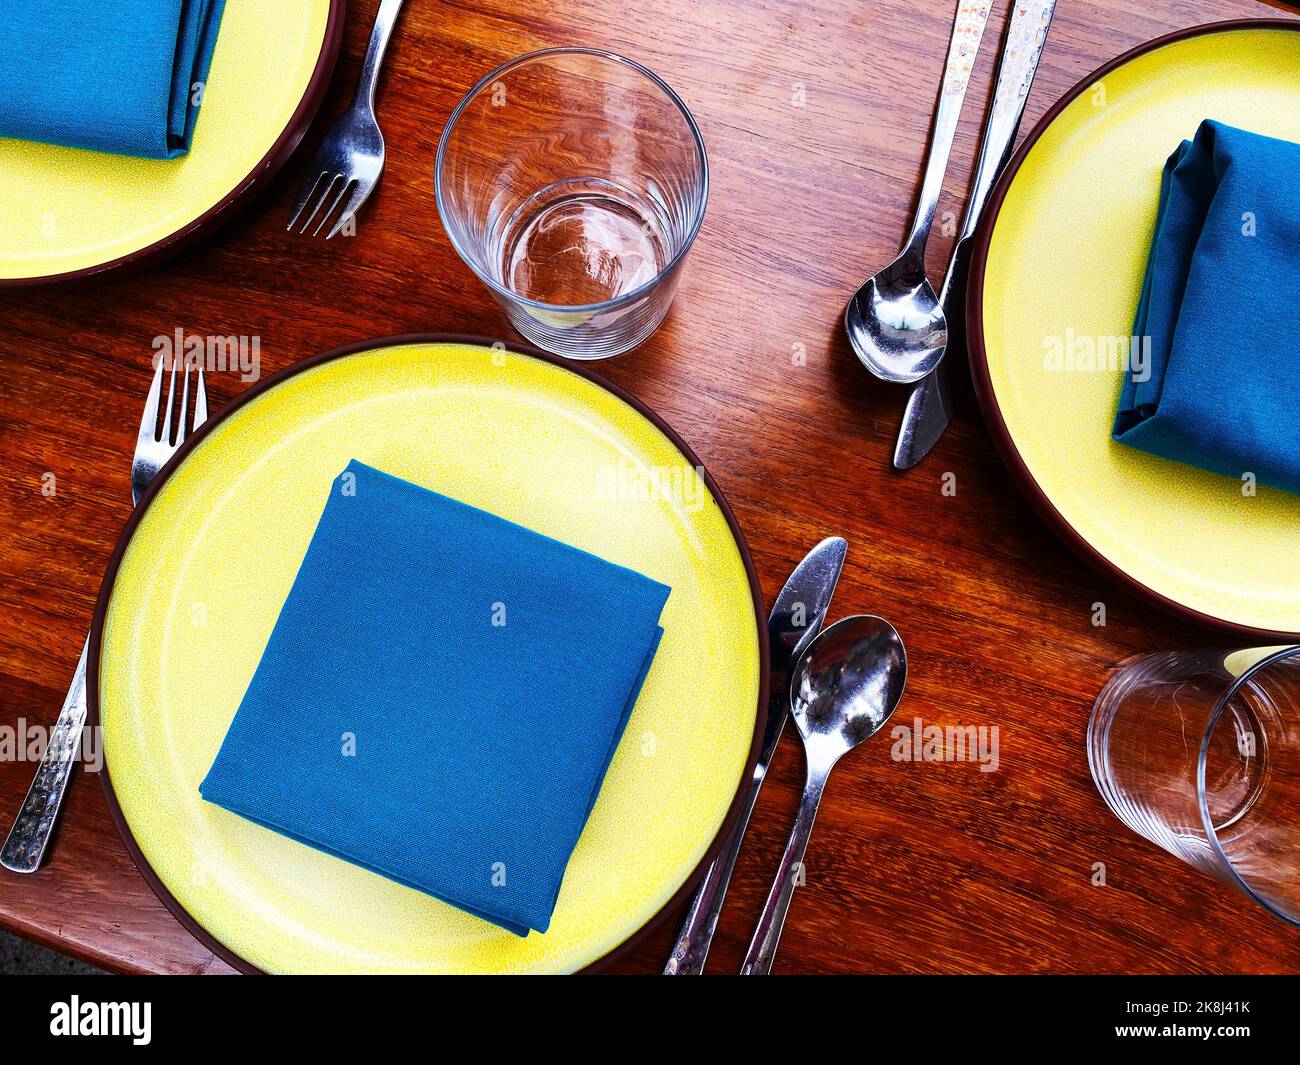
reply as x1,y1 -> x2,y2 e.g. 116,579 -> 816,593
1197,643 -> 1300,928
433,46 -> 710,315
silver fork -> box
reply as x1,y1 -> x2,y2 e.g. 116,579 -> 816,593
287,0 -> 406,238
0,355 -> 208,874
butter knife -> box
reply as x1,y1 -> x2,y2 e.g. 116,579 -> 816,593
894,0 -> 1058,469
663,536 -> 847,974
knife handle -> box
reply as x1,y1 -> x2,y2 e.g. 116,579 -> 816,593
957,0 -> 1056,246
663,759 -> 770,974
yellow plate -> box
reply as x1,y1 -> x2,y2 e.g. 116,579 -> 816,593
90,338 -> 764,974
0,1 -> 342,285
970,20 -> 1300,639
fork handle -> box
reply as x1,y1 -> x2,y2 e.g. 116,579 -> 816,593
355,0 -> 406,111
1,637 -> 89,874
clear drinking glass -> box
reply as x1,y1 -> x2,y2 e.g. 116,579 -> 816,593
435,48 -> 708,359
1088,646 -> 1300,925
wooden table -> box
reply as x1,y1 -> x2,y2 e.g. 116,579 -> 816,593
2,0 -> 1297,976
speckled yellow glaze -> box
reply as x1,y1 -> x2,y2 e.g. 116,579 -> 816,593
1224,647 -> 1295,680
0,1 -> 330,281
98,342 -> 761,974
981,26 -> 1300,635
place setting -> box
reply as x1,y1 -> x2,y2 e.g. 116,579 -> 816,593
850,7 -> 1300,642
1,0 -> 1300,987
2,330 -> 912,973
0,0 -> 345,286
966,20 -> 1300,642
843,1 -> 1300,934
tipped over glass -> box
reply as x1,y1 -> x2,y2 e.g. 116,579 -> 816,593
1088,646 -> 1300,926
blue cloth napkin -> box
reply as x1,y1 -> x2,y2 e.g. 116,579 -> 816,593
1113,120 -> 1300,494
200,461 -> 670,936
0,0 -> 226,159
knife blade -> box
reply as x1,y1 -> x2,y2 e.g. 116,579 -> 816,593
894,235 -> 973,468
894,0 -> 1058,469
894,238 -> 973,469
663,536 -> 847,974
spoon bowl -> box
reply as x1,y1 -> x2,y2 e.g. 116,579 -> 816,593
791,614 -> 908,767
844,250 -> 948,385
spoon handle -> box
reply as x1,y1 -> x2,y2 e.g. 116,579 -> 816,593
901,0 -> 994,255
740,767 -> 829,975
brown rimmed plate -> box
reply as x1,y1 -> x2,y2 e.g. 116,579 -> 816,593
968,18 -> 1300,640
0,1 -> 345,287
88,335 -> 767,974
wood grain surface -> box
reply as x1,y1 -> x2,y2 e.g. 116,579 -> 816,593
2,0 -> 1298,975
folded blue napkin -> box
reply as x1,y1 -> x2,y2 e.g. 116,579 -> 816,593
1113,120 -> 1300,494
0,0 -> 226,159
200,461 -> 671,936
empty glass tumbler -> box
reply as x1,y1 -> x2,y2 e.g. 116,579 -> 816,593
1088,646 -> 1300,925
435,48 -> 708,359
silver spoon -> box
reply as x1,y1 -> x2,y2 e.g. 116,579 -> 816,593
844,0 -> 993,385
740,615 -> 907,975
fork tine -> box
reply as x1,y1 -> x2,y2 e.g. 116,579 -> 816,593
312,178 -> 355,237
176,354 -> 192,446
161,348 -> 178,444
194,360 -> 208,430
138,350 -> 166,446
287,171 -> 328,233
326,180 -> 374,240
298,174 -> 342,236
